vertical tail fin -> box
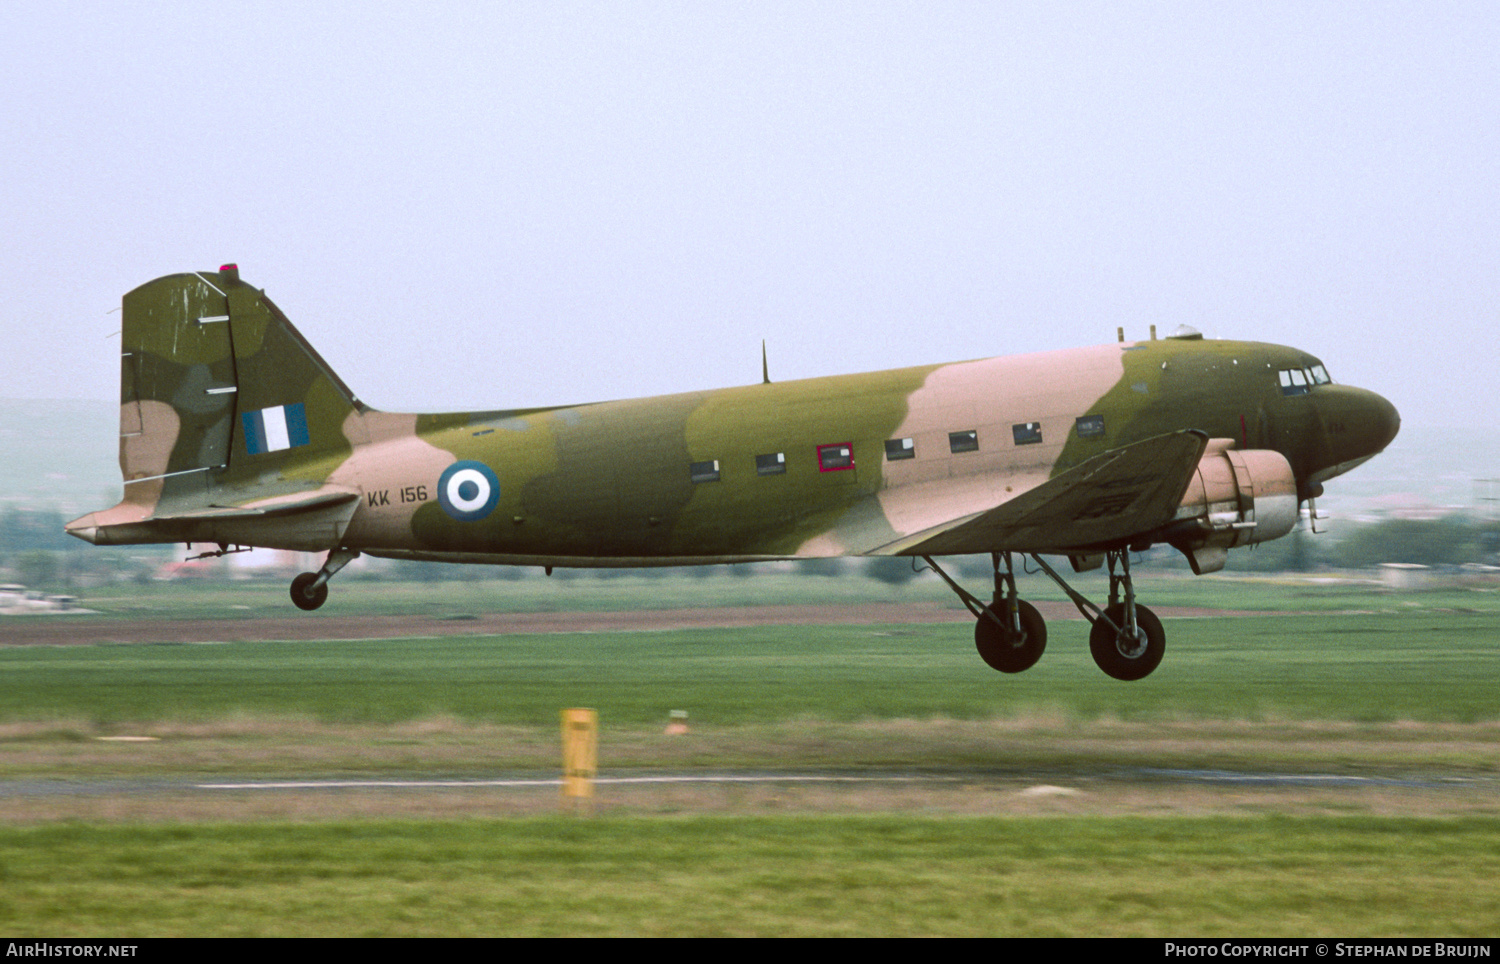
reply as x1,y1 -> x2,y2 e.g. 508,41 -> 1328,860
69,265 -> 365,547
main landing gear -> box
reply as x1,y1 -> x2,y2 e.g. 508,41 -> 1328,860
921,549 -> 1165,681
289,548 -> 360,611
923,551 -> 1047,673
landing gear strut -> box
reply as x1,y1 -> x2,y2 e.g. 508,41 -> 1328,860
1089,603 -> 1164,681
289,548 -> 359,611
1084,552 -> 1165,681
923,552 -> 1047,673
924,547 -> 1166,681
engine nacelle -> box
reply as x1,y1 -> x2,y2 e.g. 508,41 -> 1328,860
1168,442 -> 1299,574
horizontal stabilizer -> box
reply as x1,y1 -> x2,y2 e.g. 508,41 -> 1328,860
67,487 -> 360,552
155,489 -> 360,521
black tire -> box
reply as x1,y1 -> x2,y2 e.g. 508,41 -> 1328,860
1089,603 -> 1164,681
290,572 -> 328,611
974,599 -> 1047,673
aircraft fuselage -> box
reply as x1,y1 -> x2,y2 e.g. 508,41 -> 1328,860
64,268 -> 1400,676
331,337 -> 1397,567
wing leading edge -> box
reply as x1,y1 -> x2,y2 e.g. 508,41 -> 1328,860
874,430 -> 1211,557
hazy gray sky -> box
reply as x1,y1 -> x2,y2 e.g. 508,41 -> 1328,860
4,2 -> 1496,429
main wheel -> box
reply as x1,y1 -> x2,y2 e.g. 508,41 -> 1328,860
1089,603 -> 1164,681
974,599 -> 1047,673
290,572 -> 328,611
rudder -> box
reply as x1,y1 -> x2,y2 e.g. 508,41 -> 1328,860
70,264 -> 366,547
119,264 -> 363,493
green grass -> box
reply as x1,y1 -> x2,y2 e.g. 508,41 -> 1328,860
51,567 -> 1500,620
5,578 -> 1499,936
65,570 -> 953,618
4,613 -> 1500,727
1,815 -> 1496,936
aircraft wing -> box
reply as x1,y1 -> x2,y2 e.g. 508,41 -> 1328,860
874,430 -> 1210,556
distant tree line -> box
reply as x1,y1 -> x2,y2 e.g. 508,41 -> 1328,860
0,506 -> 168,591
1325,516 -> 1490,569
0,506 -> 77,554
1222,515 -> 1493,572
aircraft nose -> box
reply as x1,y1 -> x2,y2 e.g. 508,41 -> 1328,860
1335,385 -> 1400,457
1368,390 -> 1400,453
1307,385 -> 1400,487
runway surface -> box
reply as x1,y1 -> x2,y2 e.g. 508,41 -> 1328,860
2,768 -> 1487,798
1,601 -> 1259,647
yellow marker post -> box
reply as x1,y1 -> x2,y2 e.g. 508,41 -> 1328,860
561,708 -> 598,812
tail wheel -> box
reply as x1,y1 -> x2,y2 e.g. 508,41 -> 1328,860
1089,603 -> 1164,681
974,599 -> 1047,673
290,572 -> 328,611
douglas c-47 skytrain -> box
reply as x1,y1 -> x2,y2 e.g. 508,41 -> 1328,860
67,265 -> 1400,680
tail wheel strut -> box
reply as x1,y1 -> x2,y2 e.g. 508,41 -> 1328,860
290,548 -> 359,611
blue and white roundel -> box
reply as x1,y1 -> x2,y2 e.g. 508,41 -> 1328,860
437,460 -> 500,522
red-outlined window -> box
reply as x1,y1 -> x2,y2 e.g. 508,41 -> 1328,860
817,442 -> 854,472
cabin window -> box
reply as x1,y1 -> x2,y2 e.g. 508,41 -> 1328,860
1309,364 -> 1332,385
884,438 -> 915,461
689,460 -> 721,483
1013,422 -> 1043,445
818,442 -> 854,472
755,452 -> 786,476
949,430 -> 978,453
1075,415 -> 1105,439
1278,369 -> 1311,396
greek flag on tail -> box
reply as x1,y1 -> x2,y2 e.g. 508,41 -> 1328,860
242,403 -> 311,455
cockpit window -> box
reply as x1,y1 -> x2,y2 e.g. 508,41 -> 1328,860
1278,365 -> 1331,396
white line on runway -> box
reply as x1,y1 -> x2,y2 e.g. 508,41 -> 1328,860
197,774 -> 932,790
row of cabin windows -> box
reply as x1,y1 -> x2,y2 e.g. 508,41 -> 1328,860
688,415 -> 1110,483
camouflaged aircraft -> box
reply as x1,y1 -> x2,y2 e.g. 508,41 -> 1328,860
67,265 -> 1399,680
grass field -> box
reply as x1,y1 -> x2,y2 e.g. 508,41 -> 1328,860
4,611 -> 1499,729
50,565 -> 1500,616
2,816 -> 1498,937
2,572 -> 1498,936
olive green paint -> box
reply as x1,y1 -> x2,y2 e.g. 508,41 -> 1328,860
1053,339 -> 1327,479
